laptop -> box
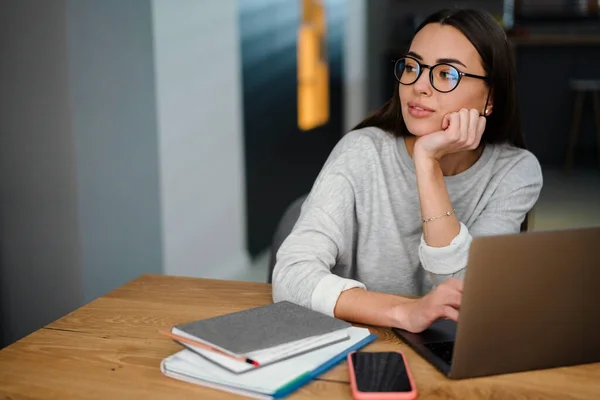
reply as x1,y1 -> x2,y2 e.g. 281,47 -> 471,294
393,226 -> 600,379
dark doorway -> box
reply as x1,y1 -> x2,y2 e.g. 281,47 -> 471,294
239,1 -> 346,257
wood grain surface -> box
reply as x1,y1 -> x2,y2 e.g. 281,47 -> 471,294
0,274 -> 598,399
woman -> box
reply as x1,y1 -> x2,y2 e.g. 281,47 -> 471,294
272,9 -> 543,333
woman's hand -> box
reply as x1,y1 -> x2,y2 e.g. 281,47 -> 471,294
395,278 -> 463,333
413,108 -> 486,161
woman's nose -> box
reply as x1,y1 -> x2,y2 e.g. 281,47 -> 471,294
413,68 -> 433,95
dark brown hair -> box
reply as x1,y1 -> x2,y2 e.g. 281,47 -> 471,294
354,8 -> 530,231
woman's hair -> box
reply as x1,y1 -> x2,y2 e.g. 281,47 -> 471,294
354,8 -> 530,231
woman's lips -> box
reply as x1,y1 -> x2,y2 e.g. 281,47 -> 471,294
408,105 -> 435,118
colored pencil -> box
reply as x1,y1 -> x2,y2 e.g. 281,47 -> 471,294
158,329 -> 260,367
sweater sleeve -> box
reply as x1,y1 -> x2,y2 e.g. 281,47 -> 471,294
419,151 -> 543,285
271,134 -> 367,316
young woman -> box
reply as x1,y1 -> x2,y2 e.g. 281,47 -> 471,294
272,9 -> 543,333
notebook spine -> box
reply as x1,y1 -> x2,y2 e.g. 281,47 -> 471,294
271,333 -> 378,399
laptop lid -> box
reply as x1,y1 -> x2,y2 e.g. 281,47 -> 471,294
450,226 -> 600,379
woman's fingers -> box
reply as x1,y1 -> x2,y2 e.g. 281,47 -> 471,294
443,306 -> 460,322
435,107 -> 488,155
446,108 -> 487,151
468,109 -> 480,146
412,283 -> 463,332
436,286 -> 462,309
458,108 -> 470,142
443,277 -> 464,292
477,114 -> 487,139
429,278 -> 463,311
447,112 -> 461,139
442,113 -> 452,130
446,290 -> 462,309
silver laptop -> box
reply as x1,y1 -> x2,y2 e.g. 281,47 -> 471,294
393,226 -> 600,379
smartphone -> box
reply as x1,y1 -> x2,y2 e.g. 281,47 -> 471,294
347,351 -> 417,400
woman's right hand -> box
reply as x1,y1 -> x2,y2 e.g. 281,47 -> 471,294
396,278 -> 463,333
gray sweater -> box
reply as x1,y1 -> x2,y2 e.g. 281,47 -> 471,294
272,127 -> 543,316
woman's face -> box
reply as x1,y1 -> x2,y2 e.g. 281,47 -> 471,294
399,23 -> 491,137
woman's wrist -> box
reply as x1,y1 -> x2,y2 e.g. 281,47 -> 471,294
413,152 -> 441,187
335,288 -> 415,329
413,138 -> 442,162
386,297 -> 416,330
413,145 -> 439,168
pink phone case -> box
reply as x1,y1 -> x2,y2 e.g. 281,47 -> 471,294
347,351 -> 418,400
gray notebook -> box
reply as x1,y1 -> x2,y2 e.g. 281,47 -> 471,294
172,301 -> 351,355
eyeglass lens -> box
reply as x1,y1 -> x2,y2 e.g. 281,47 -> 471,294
395,58 -> 461,92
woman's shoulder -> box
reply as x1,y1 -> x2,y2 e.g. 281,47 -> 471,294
335,126 -> 396,153
491,142 -> 543,187
318,126 -> 396,182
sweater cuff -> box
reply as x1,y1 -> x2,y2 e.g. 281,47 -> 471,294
419,221 -> 473,275
311,274 -> 366,317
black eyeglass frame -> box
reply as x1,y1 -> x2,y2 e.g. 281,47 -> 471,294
393,56 -> 489,93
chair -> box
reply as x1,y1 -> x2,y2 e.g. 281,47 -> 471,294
267,195 -> 307,283
565,79 -> 600,170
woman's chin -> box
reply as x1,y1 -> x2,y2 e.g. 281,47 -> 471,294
405,123 -> 440,137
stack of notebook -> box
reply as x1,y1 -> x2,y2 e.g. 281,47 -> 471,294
160,301 -> 377,399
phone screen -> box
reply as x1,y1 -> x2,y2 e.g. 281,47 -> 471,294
350,352 -> 412,393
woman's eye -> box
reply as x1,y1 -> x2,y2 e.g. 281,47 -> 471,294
439,71 -> 457,80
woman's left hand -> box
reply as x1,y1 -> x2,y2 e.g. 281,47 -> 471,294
413,108 -> 486,161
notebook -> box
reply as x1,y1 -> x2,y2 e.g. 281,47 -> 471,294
161,326 -> 377,399
171,301 -> 352,371
179,328 -> 350,373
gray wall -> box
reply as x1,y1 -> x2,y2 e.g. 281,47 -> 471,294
0,0 -> 164,347
344,0 -> 368,132
67,0 -> 162,303
0,0 -> 83,346
151,0 -> 249,279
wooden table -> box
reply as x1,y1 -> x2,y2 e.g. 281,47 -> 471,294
0,275 -> 598,399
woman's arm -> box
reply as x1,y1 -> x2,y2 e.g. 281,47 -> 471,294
417,170 -> 542,285
414,155 -> 460,247
273,132 -> 465,333
411,109 -> 543,282
273,174 -> 467,333
412,109 -> 486,248
333,279 -> 463,333
272,133 -> 367,315
272,194 -> 366,315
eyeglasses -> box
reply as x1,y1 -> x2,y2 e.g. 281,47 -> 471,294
394,56 -> 488,93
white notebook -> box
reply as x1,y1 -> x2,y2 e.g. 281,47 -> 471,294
161,326 -> 377,399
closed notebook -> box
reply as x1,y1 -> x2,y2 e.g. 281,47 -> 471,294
180,328 -> 350,373
172,301 -> 352,358
161,326 -> 377,399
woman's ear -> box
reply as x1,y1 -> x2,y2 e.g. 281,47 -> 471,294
483,90 -> 493,116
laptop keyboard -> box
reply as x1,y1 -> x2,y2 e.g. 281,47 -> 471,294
424,341 -> 455,365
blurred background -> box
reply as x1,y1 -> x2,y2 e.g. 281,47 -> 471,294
1,0 -> 599,348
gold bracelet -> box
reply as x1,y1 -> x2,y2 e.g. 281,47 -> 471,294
422,209 -> 456,223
